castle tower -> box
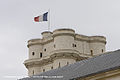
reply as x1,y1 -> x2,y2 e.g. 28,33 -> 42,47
24,28 -> 106,76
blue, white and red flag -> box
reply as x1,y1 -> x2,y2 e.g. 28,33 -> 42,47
34,12 -> 48,22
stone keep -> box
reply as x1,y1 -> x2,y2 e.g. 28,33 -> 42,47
24,28 -> 106,76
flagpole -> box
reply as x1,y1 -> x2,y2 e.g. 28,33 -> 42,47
48,9 -> 50,31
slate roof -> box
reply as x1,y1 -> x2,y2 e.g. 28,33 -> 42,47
19,49 -> 120,80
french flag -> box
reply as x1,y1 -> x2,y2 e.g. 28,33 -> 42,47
34,12 -> 48,22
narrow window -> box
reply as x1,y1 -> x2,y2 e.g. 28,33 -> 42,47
54,44 -> 56,48
58,62 -> 60,68
67,62 -> 69,65
51,66 -> 53,69
102,49 -> 104,53
74,44 -> 76,47
32,52 -> 35,56
72,44 -> 76,47
43,69 -> 45,72
40,53 -> 42,58
72,44 -> 74,47
44,49 -> 46,51
33,70 -> 34,75
91,50 -> 93,56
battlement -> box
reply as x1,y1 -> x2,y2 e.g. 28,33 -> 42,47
53,28 -> 75,37
28,28 -> 106,47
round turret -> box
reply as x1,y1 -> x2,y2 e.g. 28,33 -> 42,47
52,28 -> 77,69
53,28 -> 75,50
89,36 -> 106,55
27,39 -> 43,59
41,31 -> 52,39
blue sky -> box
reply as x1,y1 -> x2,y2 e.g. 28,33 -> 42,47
0,0 -> 120,80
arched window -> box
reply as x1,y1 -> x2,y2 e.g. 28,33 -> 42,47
43,69 -> 45,72
32,52 -> 35,56
67,62 -> 69,65
102,49 -> 104,53
74,44 -> 76,47
54,44 -> 56,48
58,62 -> 60,68
90,50 -> 93,56
51,66 -> 53,69
72,44 -> 77,47
33,70 -> 34,75
40,53 -> 42,58
72,44 -> 74,47
44,48 -> 46,51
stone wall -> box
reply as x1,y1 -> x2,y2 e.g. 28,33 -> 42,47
25,28 -> 106,76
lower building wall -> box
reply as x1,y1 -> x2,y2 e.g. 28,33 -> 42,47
28,63 -> 53,76
28,58 -> 76,76
53,58 -> 76,69
105,75 -> 120,80
28,67 -> 42,76
42,63 -> 53,72
100,74 -> 120,80
79,69 -> 120,80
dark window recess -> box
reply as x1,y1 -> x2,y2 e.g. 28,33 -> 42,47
91,50 -> 93,56
54,44 -> 56,48
40,53 -> 42,58
74,44 -> 76,47
59,62 -> 61,68
33,70 -> 34,75
67,62 -> 69,65
43,69 -> 45,72
32,52 -> 35,56
51,66 -> 53,69
72,44 -> 74,47
102,49 -> 104,53
72,44 -> 76,47
44,49 -> 46,51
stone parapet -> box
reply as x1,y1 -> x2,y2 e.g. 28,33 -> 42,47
27,29 -> 106,48
75,34 -> 106,44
